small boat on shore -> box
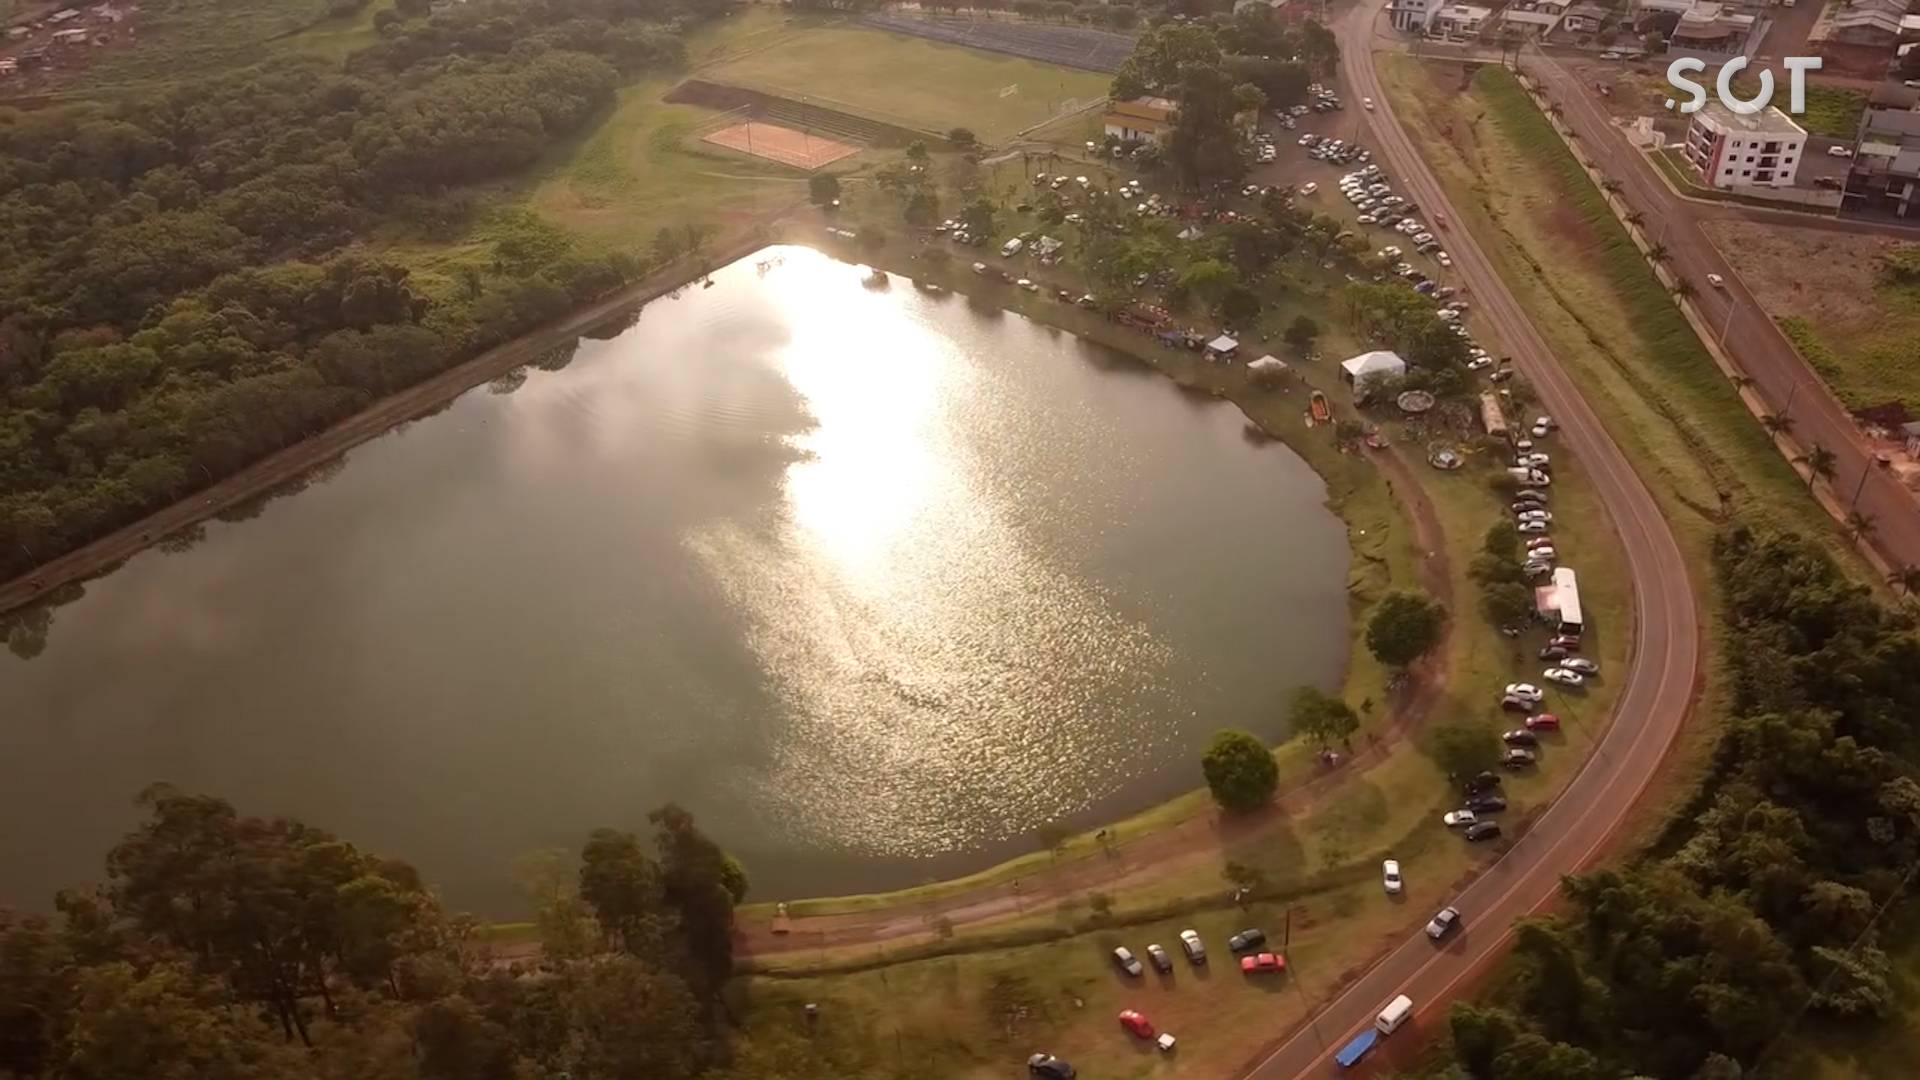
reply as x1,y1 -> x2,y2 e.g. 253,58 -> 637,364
1309,390 -> 1331,425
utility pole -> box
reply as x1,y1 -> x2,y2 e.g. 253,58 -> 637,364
1852,464 -> 1871,511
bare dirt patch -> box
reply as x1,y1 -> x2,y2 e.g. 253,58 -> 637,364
1703,220 -> 1903,340
703,120 -> 859,171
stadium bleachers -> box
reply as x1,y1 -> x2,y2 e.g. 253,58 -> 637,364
856,13 -> 1137,73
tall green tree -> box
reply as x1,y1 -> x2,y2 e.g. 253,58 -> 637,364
1366,591 -> 1446,668
1200,729 -> 1279,811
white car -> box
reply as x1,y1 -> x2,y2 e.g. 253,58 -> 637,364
1364,97 -> 1376,110
1380,246 -> 1403,258
1543,667 -> 1585,686
1357,214 -> 1379,224
1561,657 -> 1599,675
1534,415 -> 1556,431
1528,546 -> 1557,561
1517,510 -> 1552,523
1531,422 -> 1552,438
1437,252 -> 1453,267
1506,683 -> 1545,703
1468,356 -> 1494,371
1383,859 -> 1403,893
1412,232 -> 1435,245
1443,809 -> 1477,828
1827,145 -> 1853,158
1179,928 -> 1207,964
1517,452 -> 1551,468
1707,273 -> 1726,289
1299,182 -> 1319,195
1397,220 -> 1421,235
1426,907 -> 1461,939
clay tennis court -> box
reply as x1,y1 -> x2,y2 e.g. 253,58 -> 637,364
702,121 -> 859,170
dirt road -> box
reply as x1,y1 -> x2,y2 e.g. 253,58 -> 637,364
1239,7 -> 1702,1076
1523,46 -> 1920,571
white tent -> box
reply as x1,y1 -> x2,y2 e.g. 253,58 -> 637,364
1340,349 -> 1406,395
1247,354 -> 1288,376
1206,335 -> 1240,360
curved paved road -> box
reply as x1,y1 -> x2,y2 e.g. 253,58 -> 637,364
1243,7 -> 1701,1076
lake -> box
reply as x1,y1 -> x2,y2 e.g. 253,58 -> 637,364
0,246 -> 1349,913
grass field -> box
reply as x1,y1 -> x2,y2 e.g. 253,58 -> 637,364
41,0 -> 386,97
1702,218 -> 1920,414
1377,58 -> 1845,565
700,23 -> 1112,141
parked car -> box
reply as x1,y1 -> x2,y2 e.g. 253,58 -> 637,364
1827,145 -> 1853,158
1501,747 -> 1537,769
1467,792 -> 1508,813
1179,929 -> 1206,965
1525,713 -> 1561,732
1543,667 -> 1585,686
1561,657 -> 1599,675
1540,645 -> 1571,662
1548,637 -> 1581,653
1119,1010 -> 1155,1039
1240,952 -> 1287,974
1141,943 -> 1171,973
1506,683 -> 1545,703
1437,251 -> 1453,267
1426,906 -> 1462,939
1518,520 -> 1549,534
1502,693 -> 1534,711
1517,510 -> 1552,523
1028,1052 -> 1078,1079
1465,821 -> 1503,841
1503,729 -> 1540,747
1299,182 -> 1318,195
1113,946 -> 1144,976
1463,771 -> 1501,795
1517,453 -> 1551,468
1527,546 -> 1557,561
1228,928 -> 1267,953
1383,859 -> 1404,894
1443,809 -> 1478,828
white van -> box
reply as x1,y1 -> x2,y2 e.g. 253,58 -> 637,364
1001,238 -> 1024,258
1376,994 -> 1414,1035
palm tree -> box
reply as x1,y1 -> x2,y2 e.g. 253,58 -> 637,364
1796,442 -> 1838,489
1671,279 -> 1696,299
1646,243 -> 1671,262
1625,210 -> 1646,226
1601,178 -> 1623,195
1887,565 -> 1920,595
1760,412 -> 1795,437
1845,510 -> 1877,547
1730,374 -> 1756,391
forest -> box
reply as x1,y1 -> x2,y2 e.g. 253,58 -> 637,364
1433,528 -> 1920,1079
0,0 -> 724,582
0,785 -> 788,1080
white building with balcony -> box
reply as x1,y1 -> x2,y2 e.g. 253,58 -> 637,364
1683,101 -> 1806,189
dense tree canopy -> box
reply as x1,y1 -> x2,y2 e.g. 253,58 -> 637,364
1446,528 -> 1920,1077
0,0 -> 721,582
1366,590 -> 1446,668
0,787 -> 746,1079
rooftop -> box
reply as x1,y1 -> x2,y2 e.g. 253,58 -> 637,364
1692,100 -> 1805,137
1868,82 -> 1920,110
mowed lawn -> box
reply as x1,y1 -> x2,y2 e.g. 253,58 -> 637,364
701,24 -> 1113,140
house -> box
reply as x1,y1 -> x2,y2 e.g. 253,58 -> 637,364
1812,0 -> 1906,48
1390,0 -> 1439,33
46,7 -> 81,21
1339,350 -> 1407,396
1683,100 -> 1806,188
51,26 -> 89,44
1560,0 -> 1611,33
1845,82 -> 1920,216
1434,3 -> 1492,36
1668,1 -> 1755,53
1902,420 -> 1920,455
1502,2 -> 1567,37
1103,97 -> 1178,146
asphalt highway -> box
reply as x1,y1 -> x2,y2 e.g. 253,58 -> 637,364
1524,47 -> 1920,569
1241,7 -> 1702,1076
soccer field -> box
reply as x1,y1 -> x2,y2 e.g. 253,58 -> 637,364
701,25 -> 1112,141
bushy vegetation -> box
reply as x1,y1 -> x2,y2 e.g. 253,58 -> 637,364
0,0 -> 724,581
0,785 -> 759,1079
1438,527 -> 1920,1077
1202,728 -> 1280,811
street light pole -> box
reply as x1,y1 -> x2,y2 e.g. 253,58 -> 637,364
1852,464 -> 1871,511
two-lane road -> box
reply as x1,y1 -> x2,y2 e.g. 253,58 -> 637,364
1524,48 -> 1920,570
1243,6 -> 1701,1076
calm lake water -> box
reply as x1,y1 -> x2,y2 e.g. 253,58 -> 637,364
0,246 -> 1349,914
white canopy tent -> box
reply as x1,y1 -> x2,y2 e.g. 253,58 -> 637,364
1340,349 -> 1406,396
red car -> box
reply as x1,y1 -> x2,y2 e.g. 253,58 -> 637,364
1239,952 -> 1286,974
1525,713 -> 1561,732
1118,1009 -> 1155,1039
1548,634 -> 1581,651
